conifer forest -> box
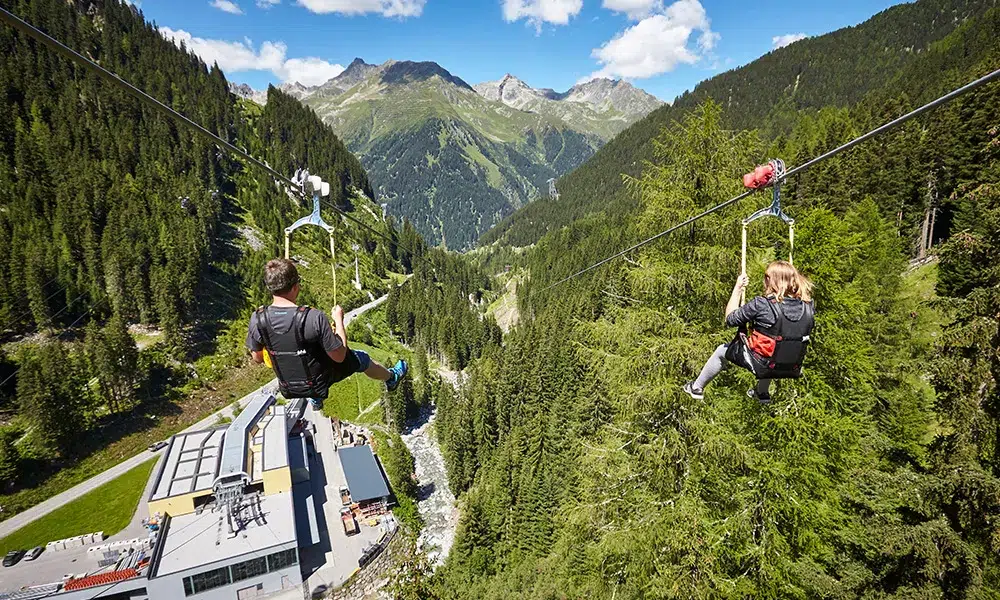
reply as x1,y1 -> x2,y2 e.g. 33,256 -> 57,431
2,0 -> 1000,598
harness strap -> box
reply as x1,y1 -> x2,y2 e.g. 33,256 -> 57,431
257,307 -> 285,383
292,306 -> 313,383
769,300 -> 785,339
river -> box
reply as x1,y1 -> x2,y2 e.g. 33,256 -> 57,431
401,405 -> 459,566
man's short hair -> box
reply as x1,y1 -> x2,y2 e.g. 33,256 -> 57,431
264,259 -> 300,295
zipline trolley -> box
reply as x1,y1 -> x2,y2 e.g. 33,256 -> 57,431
284,169 -> 339,303
740,159 -> 793,303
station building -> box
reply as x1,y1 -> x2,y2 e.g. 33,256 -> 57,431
0,395 -> 314,600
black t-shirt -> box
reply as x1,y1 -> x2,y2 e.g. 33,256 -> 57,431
245,305 -> 343,357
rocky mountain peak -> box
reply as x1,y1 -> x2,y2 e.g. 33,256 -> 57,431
473,73 -> 662,120
229,81 -> 269,105
563,77 -> 663,118
379,60 -> 473,91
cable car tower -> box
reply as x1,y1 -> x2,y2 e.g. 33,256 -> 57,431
285,169 -> 339,302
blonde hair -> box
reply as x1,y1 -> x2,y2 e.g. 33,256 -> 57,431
764,261 -> 812,302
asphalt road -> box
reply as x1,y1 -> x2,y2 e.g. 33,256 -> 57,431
0,378 -> 280,541
0,292 -> 392,542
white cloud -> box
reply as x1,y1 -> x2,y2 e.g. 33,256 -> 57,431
295,0 -> 425,17
772,33 -> 806,49
256,0 -> 280,8
698,29 -> 719,51
210,0 -> 244,14
585,0 -> 717,80
602,0 -> 661,20
502,0 -> 583,31
159,27 -> 344,87
280,57 -> 345,85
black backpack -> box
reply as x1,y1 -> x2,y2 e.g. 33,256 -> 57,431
256,306 -> 331,399
725,299 -> 814,380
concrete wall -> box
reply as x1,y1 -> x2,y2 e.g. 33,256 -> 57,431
147,542 -> 301,600
324,528 -> 402,600
147,565 -> 300,600
147,490 -> 211,519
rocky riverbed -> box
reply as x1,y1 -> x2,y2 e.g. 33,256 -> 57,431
401,406 -> 459,566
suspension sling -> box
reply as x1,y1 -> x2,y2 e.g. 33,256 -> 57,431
285,170 -> 339,305
725,159 -> 812,380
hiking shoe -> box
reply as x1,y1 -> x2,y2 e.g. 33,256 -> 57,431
747,389 -> 771,404
682,382 -> 704,401
308,397 -> 324,411
386,360 -> 408,392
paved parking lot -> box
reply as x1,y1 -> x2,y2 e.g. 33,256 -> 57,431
299,405 -> 386,595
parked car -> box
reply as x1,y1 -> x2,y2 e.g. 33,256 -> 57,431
3,549 -> 25,567
23,546 -> 43,561
148,441 -> 168,452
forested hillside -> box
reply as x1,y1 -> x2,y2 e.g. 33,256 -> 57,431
0,0 -> 413,511
418,102 -> 1000,600
384,2 -> 1000,598
481,0 -> 999,249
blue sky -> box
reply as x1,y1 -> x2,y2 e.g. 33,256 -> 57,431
141,0 -> 903,101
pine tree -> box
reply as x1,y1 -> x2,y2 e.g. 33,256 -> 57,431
87,313 -> 141,414
17,342 -> 88,458
0,427 -> 20,487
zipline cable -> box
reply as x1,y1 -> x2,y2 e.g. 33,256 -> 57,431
0,6 -> 419,260
540,66 -> 1000,292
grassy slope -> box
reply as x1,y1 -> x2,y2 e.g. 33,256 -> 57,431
321,340 -> 408,425
0,457 -> 159,555
0,362 -> 274,521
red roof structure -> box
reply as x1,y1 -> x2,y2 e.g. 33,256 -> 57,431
63,568 -> 139,591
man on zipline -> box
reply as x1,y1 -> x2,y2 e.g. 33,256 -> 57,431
684,260 -> 814,403
246,258 -> 407,409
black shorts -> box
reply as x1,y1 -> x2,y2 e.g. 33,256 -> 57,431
325,349 -> 371,387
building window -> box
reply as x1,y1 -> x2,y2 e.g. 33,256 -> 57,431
230,556 -> 268,583
185,566 -> 232,596
266,549 -> 297,571
237,583 -> 263,600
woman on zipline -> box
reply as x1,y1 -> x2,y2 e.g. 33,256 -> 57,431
684,260 -> 814,403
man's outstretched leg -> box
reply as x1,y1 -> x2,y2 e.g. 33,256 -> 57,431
354,350 -> 408,391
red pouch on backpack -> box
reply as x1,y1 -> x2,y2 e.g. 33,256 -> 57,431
747,330 -> 776,357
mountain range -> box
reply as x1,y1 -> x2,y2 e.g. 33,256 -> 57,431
481,0 -> 1000,249
235,60 -> 661,248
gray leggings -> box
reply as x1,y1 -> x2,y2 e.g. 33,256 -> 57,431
693,344 -> 772,397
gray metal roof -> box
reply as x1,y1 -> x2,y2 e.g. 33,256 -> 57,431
338,445 -> 390,503
150,427 -> 226,501
216,393 -> 274,484
262,406 -> 289,471
151,491 -> 297,577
